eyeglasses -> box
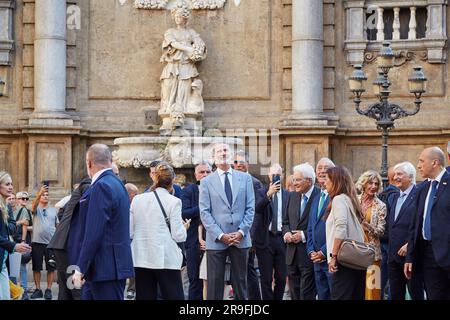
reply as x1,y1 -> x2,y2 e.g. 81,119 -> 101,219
19,198 -> 29,201
234,160 -> 246,165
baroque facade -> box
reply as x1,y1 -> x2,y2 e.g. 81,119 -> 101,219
0,0 -> 449,198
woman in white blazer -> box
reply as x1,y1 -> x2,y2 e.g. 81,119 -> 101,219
130,162 -> 188,300
324,166 -> 366,300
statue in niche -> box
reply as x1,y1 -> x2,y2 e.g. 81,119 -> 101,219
160,2 -> 207,129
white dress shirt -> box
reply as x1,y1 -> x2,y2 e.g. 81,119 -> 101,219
422,168 -> 446,239
216,167 -> 233,190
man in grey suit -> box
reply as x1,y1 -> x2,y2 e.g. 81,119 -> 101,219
199,143 -> 255,300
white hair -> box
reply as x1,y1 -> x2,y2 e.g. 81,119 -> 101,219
293,163 -> 316,182
394,161 -> 417,183
269,163 -> 283,175
316,157 -> 335,169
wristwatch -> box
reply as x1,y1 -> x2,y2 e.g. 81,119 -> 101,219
330,253 -> 337,259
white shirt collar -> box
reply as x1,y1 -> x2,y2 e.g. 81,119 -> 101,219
400,184 -> 414,198
91,168 -> 112,184
217,167 -> 233,176
432,169 -> 447,183
304,185 -> 315,199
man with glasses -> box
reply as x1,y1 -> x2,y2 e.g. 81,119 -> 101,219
181,161 -> 212,300
30,185 -> 58,300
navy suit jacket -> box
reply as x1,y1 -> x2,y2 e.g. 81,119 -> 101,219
145,183 -> 182,198
69,169 -> 134,282
407,171 -> 450,268
387,185 -> 418,264
252,187 -> 289,249
181,183 -> 200,249
306,191 -> 330,261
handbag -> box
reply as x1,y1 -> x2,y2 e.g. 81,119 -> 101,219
153,191 -> 187,267
336,198 -> 375,270
337,239 -> 375,270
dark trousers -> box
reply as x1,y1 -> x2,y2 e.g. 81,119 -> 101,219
134,267 -> 184,300
422,241 -> 450,300
255,233 -> 287,300
314,262 -> 332,300
287,252 -> 316,300
186,245 -> 203,300
81,279 -> 126,300
331,263 -> 365,300
247,250 -> 261,300
388,260 -> 424,300
207,247 -> 249,300
53,249 -> 81,300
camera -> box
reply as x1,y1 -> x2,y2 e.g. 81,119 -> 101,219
42,180 -> 49,188
272,174 -> 281,184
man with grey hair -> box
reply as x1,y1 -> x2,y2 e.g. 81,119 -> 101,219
405,147 -> 450,299
181,161 -> 212,300
252,163 -> 288,300
306,158 -> 335,300
199,143 -> 255,300
386,162 -> 424,300
69,144 -> 134,300
283,163 -> 319,300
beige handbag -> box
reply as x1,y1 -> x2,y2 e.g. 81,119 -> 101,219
337,239 -> 375,270
336,197 -> 375,270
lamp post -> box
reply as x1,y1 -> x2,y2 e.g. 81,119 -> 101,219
0,78 -> 5,97
349,42 -> 427,187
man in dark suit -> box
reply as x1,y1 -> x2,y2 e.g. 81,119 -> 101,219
387,162 -> 424,300
405,147 -> 450,300
181,162 -> 212,300
307,158 -> 335,300
283,163 -> 319,300
233,150 -> 263,300
446,142 -> 450,172
70,144 -> 134,300
253,164 -> 288,300
47,176 -> 91,300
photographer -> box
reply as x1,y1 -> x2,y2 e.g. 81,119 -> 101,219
30,184 -> 58,300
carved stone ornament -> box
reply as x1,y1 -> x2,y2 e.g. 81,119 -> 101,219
134,0 -> 227,10
365,50 -> 428,66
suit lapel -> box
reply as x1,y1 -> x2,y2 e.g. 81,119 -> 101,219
298,187 -> 319,227
316,195 -> 330,225
433,171 -> 449,208
211,171 -> 231,208
395,186 -> 417,224
232,169 -> 241,205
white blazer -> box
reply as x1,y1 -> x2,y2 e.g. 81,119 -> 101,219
130,187 -> 187,270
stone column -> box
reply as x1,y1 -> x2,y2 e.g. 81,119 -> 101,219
31,0 -> 72,125
284,0 -> 328,126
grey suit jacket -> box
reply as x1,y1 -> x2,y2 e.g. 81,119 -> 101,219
199,169 -> 255,250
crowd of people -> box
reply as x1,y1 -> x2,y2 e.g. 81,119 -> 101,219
1,142 -> 450,300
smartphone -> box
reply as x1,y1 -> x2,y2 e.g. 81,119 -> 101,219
42,180 -> 49,188
272,174 -> 281,184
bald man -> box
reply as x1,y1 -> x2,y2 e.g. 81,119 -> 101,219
405,147 -> 450,299
69,144 -> 134,300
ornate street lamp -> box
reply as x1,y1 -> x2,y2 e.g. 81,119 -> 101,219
349,42 -> 427,187
0,78 -> 5,97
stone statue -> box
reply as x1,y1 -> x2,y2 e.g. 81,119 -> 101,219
160,1 -> 207,130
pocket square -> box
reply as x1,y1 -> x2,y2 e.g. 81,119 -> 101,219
79,198 -> 87,203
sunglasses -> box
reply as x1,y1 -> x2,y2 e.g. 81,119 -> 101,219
198,170 -> 211,174
19,198 -> 29,201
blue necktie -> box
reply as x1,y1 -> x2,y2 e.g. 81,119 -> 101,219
424,180 -> 439,240
394,193 -> 407,221
300,195 -> 308,218
224,172 -> 233,206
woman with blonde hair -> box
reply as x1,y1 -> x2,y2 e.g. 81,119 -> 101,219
0,171 -> 31,300
130,162 -> 189,300
355,170 -> 386,300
